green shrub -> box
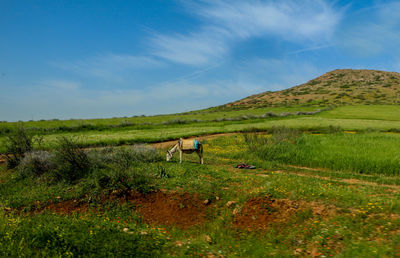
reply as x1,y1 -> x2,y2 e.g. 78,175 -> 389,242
53,136 -> 91,183
90,166 -> 156,196
3,126 -> 41,168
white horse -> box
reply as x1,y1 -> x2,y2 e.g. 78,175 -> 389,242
166,138 -> 204,164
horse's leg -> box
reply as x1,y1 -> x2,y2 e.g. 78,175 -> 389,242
198,151 -> 204,164
179,150 -> 183,163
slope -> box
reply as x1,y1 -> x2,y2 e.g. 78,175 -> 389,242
225,69 -> 400,108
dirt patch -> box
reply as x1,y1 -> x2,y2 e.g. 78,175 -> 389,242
232,196 -> 337,231
128,191 -> 208,229
12,199 -> 90,215
233,197 -> 298,230
41,199 -> 89,215
16,191 -> 208,229
0,155 -> 7,165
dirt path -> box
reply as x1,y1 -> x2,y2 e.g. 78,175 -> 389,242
206,161 -> 400,192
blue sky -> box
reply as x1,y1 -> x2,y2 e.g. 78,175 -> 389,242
1,0 -> 400,121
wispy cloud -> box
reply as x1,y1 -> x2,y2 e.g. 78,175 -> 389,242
339,2 -> 400,56
287,44 -> 336,55
151,0 -> 342,65
198,0 -> 341,41
40,79 -> 81,90
151,28 -> 229,65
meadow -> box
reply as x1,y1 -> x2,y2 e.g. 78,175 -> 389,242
0,105 -> 400,257
2,105 -> 400,153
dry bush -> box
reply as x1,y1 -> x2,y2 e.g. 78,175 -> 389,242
18,150 -> 56,178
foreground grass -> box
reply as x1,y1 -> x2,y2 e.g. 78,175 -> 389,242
1,132 -> 399,256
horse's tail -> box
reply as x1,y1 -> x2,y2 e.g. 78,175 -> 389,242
199,142 -> 203,153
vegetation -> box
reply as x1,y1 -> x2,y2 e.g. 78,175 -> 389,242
3,126 -> 40,168
1,103 -> 400,256
4,105 -> 400,153
227,69 -> 400,107
244,130 -> 400,176
1,129 -> 399,256
0,106 -> 320,134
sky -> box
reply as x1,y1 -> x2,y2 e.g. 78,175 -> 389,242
1,0 -> 400,121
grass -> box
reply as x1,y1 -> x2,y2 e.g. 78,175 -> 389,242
0,106 -> 320,132
3,105 -> 400,154
244,131 -> 400,176
4,114 -> 400,154
1,105 -> 400,256
318,105 -> 400,121
1,131 -> 400,256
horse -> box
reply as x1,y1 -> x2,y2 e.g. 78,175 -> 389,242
166,138 -> 203,164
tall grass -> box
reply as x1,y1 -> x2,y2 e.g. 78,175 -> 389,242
245,131 -> 400,175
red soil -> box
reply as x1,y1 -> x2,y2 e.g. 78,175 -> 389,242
232,196 -> 336,231
128,191 -> 208,229
41,199 -> 89,215
18,191 -> 208,229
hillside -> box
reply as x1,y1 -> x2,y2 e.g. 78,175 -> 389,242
226,69 -> 400,107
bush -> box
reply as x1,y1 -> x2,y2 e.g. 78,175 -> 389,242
88,145 -> 162,170
90,166 -> 156,196
53,137 -> 91,183
3,126 -> 41,168
17,150 -> 56,178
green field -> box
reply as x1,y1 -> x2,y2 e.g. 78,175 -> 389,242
3,105 -> 400,154
1,105 -> 400,256
318,105 -> 400,121
0,106 -> 319,131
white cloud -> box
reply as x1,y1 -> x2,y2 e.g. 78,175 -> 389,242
151,0 -> 342,65
198,0 -> 340,41
151,28 -> 228,65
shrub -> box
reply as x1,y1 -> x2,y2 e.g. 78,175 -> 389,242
86,147 -> 115,169
3,126 -> 41,168
17,150 -> 56,178
53,136 -> 91,183
106,145 -> 162,170
91,166 -> 156,196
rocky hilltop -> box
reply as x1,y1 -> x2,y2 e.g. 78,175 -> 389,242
226,69 -> 400,107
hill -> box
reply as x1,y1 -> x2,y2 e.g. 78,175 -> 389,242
225,69 -> 400,108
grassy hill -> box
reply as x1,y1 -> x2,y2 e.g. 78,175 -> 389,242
226,69 -> 400,107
